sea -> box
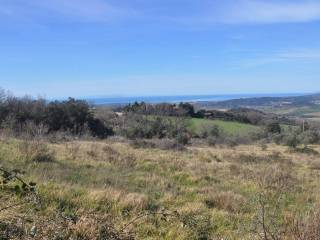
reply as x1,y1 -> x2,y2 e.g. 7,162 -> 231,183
85,93 -> 305,106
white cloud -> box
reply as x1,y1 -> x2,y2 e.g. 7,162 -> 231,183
0,0 -> 135,23
241,49 -> 320,67
152,0 -> 320,25
216,0 -> 320,24
1,0 -> 320,25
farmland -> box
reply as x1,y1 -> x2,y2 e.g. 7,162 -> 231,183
188,118 -> 260,136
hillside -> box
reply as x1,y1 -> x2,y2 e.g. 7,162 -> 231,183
198,93 -> 320,109
188,118 -> 260,136
2,139 -> 320,239
2,92 -> 320,239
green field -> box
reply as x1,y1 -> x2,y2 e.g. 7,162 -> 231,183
263,105 -> 320,117
188,118 -> 260,136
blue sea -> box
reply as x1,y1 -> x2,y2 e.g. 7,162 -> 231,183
86,93 -> 305,105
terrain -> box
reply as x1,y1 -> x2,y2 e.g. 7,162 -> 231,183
198,93 -> 320,109
197,93 -> 320,122
188,118 -> 260,137
2,138 -> 320,239
1,92 -> 320,239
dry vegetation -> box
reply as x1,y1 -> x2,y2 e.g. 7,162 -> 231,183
2,137 -> 320,239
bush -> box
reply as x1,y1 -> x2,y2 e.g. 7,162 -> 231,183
222,135 -> 252,146
284,133 -> 299,148
265,120 -> 281,134
130,139 -> 156,149
198,123 -> 220,139
286,210 -> 320,240
0,93 -> 114,139
123,101 -> 195,117
289,146 -> 319,155
204,191 -> 245,213
119,114 -> 190,144
298,129 -> 320,145
176,132 -> 190,145
19,140 -> 55,163
207,136 -> 217,146
130,138 -> 186,151
88,118 -> 114,139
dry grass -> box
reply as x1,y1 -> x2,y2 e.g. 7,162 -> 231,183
1,139 -> 320,239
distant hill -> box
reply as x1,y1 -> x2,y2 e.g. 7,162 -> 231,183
198,93 -> 320,109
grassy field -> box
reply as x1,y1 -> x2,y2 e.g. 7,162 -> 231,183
1,138 -> 320,239
262,105 -> 320,119
188,118 -> 260,136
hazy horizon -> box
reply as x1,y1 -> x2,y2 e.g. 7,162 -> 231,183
0,87 -> 316,102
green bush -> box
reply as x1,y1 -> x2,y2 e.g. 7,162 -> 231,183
119,114 -> 190,145
198,123 -> 221,139
265,120 -> 281,134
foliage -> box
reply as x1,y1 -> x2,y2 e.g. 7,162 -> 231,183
265,120 -> 282,134
270,125 -> 320,148
123,101 -> 196,117
0,92 -> 113,139
118,114 -> 190,144
0,167 -> 36,196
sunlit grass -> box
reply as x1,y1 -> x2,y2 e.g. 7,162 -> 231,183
1,138 -> 320,239
188,118 -> 260,136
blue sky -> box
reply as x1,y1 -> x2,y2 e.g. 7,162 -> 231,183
0,0 -> 320,98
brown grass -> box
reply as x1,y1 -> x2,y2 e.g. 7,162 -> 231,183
1,139 -> 320,239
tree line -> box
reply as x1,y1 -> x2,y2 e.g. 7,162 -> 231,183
122,101 -> 284,126
2,89 -> 319,148
0,90 -> 113,138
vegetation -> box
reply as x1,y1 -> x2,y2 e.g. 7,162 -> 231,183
2,139 -> 320,239
189,118 -> 260,137
122,101 -> 282,126
3,89 -> 320,238
198,93 -> 320,109
0,90 -> 113,139
123,102 -> 195,117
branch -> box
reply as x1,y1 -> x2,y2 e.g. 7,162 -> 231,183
0,202 -> 26,213
0,167 -> 30,187
120,211 -> 179,232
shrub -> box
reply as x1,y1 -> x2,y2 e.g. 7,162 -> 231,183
119,114 -> 190,144
207,136 -> 217,146
298,129 -> 320,145
157,139 -> 186,151
198,123 -> 220,139
19,140 -> 55,163
204,191 -> 246,213
265,120 -> 281,134
130,139 -> 156,149
0,93 -> 114,139
290,146 -> 319,155
176,132 -> 190,145
287,210 -> 320,240
88,118 -> 114,139
222,135 -> 252,146
260,144 -> 268,151
130,138 -> 185,151
255,164 -> 296,191
123,101 -> 195,117
284,132 -> 299,148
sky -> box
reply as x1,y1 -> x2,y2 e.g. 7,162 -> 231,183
0,0 -> 320,98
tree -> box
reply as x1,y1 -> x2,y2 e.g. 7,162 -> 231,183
46,98 -> 92,135
177,103 -> 195,117
265,121 -> 281,134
